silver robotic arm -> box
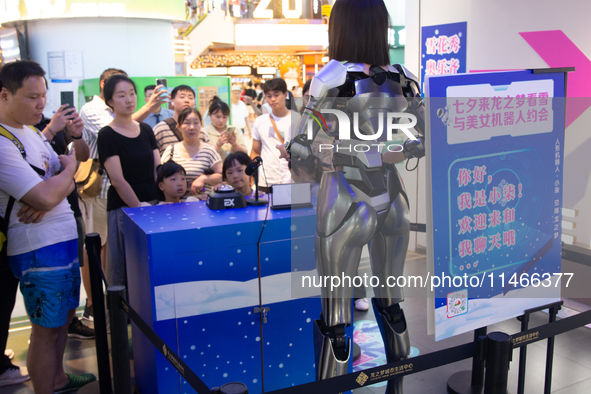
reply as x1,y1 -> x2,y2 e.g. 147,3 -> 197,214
286,60 -> 348,161
396,65 -> 426,161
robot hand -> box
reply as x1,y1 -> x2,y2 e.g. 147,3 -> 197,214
402,136 -> 425,159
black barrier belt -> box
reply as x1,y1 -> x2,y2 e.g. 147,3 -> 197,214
410,223 -> 426,232
120,298 -> 212,394
562,245 -> 591,268
90,248 -> 109,288
266,342 -> 476,394
511,309 -> 591,349
118,293 -> 591,394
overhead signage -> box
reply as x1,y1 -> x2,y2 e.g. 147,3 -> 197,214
0,0 -> 185,24
421,22 -> 467,93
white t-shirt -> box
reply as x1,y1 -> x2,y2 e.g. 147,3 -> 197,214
0,123 -> 77,256
231,101 -> 249,129
251,111 -> 301,187
261,103 -> 272,115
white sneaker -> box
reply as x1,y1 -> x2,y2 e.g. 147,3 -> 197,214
354,298 -> 370,311
0,364 -> 30,387
4,349 -> 14,359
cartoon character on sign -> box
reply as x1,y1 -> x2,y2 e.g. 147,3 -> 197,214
279,61 -> 302,92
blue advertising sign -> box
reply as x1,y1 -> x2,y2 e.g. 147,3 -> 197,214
421,22 -> 467,93
425,70 -> 566,341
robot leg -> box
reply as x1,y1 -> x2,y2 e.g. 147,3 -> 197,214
368,192 -> 411,393
314,171 -> 378,381
372,301 -> 410,394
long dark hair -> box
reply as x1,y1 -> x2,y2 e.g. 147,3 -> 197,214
208,96 -> 230,117
328,0 -> 390,65
103,74 -> 137,110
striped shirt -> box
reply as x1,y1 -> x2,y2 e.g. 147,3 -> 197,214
161,142 -> 221,198
79,95 -> 114,200
153,118 -> 210,156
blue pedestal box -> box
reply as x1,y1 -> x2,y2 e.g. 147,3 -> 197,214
122,200 -> 351,393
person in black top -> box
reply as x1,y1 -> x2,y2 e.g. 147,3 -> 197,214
97,74 -> 160,287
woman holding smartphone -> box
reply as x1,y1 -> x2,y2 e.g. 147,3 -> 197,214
97,74 -> 160,287
202,96 -> 247,160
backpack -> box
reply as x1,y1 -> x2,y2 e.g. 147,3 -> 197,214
0,125 -> 45,270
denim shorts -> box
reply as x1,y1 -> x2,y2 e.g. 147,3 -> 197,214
8,239 -> 80,328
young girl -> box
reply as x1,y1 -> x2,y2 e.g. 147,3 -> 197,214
97,74 -> 160,287
203,96 -> 248,160
215,152 -> 266,199
156,161 -> 187,204
221,151 -> 253,196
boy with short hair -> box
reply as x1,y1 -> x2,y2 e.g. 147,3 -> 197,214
153,85 -> 209,155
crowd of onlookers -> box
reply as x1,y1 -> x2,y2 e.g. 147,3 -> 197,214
0,60 -> 316,393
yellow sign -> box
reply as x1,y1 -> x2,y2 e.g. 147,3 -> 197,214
321,4 -> 331,19
0,0 -> 185,24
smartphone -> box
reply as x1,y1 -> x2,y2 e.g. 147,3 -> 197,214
66,142 -> 75,156
60,91 -> 74,109
226,126 -> 236,136
155,78 -> 169,102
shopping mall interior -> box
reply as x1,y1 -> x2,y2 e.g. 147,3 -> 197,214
1,0 -> 591,393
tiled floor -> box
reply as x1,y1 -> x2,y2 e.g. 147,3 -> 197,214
3,252 -> 591,393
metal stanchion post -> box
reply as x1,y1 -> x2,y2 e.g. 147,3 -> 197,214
78,233 -> 112,394
108,285 -> 132,394
447,327 -> 487,394
544,305 -> 559,394
484,332 -> 512,394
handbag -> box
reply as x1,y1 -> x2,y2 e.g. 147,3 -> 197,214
74,158 -> 103,199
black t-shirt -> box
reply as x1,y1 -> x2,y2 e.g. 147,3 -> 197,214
97,122 -> 158,211
34,117 -> 81,218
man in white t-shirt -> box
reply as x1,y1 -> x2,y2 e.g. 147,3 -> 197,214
251,78 -> 301,190
231,85 -> 252,153
230,85 -> 250,132
0,61 -> 96,393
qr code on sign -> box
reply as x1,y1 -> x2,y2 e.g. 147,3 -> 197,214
447,289 -> 468,318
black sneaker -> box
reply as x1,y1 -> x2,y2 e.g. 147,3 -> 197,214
81,303 -> 94,321
67,317 -> 95,339
0,364 -> 29,387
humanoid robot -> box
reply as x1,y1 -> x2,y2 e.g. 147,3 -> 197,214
286,60 -> 425,393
